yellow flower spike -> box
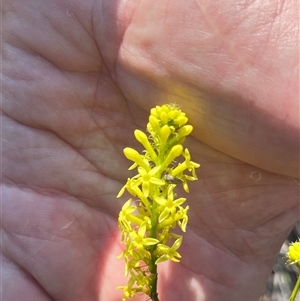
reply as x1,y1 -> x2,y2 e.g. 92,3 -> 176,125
287,240 -> 300,267
286,240 -> 300,301
117,104 -> 200,301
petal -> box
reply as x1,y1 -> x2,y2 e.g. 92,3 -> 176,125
157,244 -> 170,253
131,177 -> 143,188
148,165 -> 161,176
174,197 -> 186,207
178,220 -> 186,232
149,177 -> 165,185
127,178 -> 143,196
183,180 -> 190,193
117,184 -> 127,198
128,162 -> 138,170
142,181 -> 150,198
170,256 -> 181,263
167,185 -> 175,199
154,196 -> 166,206
185,175 -> 197,181
143,238 -> 159,245
138,167 -> 147,176
155,255 -> 168,264
172,237 -> 183,250
191,161 -> 200,168
159,208 -> 170,222
138,222 -> 147,237
121,199 -> 133,211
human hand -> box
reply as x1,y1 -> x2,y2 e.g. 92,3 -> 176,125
2,1 -> 299,301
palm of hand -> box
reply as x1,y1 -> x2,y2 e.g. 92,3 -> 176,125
2,1 -> 299,301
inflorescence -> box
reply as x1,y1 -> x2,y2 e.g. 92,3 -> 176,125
117,104 -> 200,301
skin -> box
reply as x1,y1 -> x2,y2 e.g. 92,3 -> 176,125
2,0 -> 299,300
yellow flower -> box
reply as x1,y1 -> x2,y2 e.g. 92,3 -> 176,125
155,237 -> 183,264
154,185 -> 186,222
132,165 -> 165,198
118,249 -> 140,276
177,206 -> 189,232
287,240 -> 300,267
131,222 -> 159,251
171,148 -> 200,177
118,179 -> 152,210
117,277 -> 137,301
118,199 -> 144,231
130,270 -> 151,294
157,205 -> 189,232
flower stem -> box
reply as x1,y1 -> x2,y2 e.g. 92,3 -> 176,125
289,272 -> 300,301
149,201 -> 160,301
150,268 -> 160,301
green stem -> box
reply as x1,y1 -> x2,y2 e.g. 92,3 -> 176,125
147,151 -> 168,301
149,199 -> 160,301
150,266 -> 159,301
289,273 -> 300,301
150,214 -> 159,301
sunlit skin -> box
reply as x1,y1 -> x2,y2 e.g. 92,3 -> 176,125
2,1 -> 299,301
